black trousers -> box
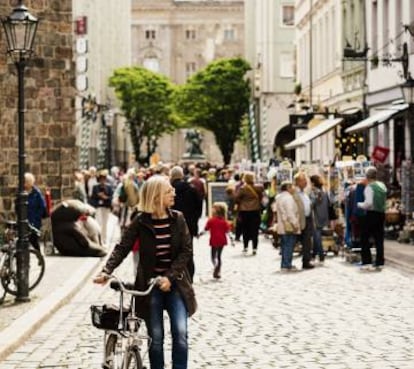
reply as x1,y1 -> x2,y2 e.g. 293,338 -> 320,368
211,246 -> 224,270
239,210 -> 261,250
299,215 -> 313,266
360,211 -> 385,266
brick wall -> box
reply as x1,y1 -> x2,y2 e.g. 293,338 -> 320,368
0,0 -> 77,219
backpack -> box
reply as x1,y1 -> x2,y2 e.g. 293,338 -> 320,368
118,185 -> 127,203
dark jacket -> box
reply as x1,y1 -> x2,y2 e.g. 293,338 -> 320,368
235,183 -> 264,212
103,209 -> 197,319
90,183 -> 113,208
171,179 -> 203,236
28,186 -> 47,229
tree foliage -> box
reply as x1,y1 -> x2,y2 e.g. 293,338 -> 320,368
109,67 -> 177,165
173,57 -> 251,164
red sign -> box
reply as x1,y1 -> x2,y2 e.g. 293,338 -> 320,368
371,146 -> 390,163
75,16 -> 87,35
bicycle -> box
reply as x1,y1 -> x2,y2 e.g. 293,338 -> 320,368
0,221 -> 46,303
91,275 -> 161,369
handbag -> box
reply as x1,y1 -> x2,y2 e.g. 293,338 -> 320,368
283,220 -> 295,234
175,268 -> 197,317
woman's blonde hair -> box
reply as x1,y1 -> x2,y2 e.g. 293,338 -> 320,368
243,171 -> 255,185
138,175 -> 171,214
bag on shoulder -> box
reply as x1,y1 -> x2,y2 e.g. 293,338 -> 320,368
175,267 -> 197,317
118,185 -> 127,203
283,220 -> 295,234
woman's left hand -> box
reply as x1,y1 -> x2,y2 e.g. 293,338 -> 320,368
158,276 -> 171,292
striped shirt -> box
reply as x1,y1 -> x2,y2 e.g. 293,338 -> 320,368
152,218 -> 172,275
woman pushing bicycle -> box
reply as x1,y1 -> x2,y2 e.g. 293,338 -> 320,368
94,175 -> 197,369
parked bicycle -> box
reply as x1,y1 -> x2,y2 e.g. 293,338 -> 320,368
0,221 -> 45,302
91,275 -> 161,369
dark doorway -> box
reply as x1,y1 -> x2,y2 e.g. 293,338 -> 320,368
273,125 -> 296,161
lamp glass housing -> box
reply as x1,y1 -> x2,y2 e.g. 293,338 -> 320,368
401,78 -> 414,106
1,3 -> 38,62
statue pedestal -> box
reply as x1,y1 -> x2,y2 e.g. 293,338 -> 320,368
180,153 -> 207,165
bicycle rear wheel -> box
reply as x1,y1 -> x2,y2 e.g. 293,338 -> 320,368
125,347 -> 143,369
1,248 -> 45,295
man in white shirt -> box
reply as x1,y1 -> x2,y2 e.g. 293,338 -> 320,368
357,167 -> 387,271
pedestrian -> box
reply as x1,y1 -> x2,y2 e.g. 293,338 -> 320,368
293,172 -> 314,269
309,174 -> 330,264
90,170 -> 113,245
72,170 -> 87,203
234,171 -> 264,255
170,165 -> 203,280
357,166 -> 387,271
275,181 -> 300,271
204,202 -> 231,279
93,175 -> 197,369
24,172 -> 47,252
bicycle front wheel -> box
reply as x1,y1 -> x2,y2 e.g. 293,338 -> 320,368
104,333 -> 122,369
125,347 -> 143,369
1,248 -> 45,295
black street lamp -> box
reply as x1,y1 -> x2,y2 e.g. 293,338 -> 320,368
401,75 -> 414,160
2,1 -> 39,301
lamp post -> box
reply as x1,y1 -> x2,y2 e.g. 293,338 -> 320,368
2,1 -> 38,301
104,108 -> 114,169
401,75 -> 414,160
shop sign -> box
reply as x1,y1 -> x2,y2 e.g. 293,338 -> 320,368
371,146 -> 390,163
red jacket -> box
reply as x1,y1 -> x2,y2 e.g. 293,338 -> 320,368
205,216 -> 230,247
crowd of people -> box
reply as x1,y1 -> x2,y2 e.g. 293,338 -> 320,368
18,160 -> 387,369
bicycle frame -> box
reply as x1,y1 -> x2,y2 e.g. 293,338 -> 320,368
100,275 -> 161,369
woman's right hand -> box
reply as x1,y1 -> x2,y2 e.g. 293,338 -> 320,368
93,272 -> 110,285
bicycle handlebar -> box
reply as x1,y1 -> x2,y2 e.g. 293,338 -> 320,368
108,275 -> 162,297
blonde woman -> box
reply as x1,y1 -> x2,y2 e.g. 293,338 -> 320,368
234,171 -> 264,255
94,175 -> 196,369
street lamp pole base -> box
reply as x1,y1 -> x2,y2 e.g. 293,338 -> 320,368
15,296 -> 31,303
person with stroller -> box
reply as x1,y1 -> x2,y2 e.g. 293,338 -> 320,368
93,175 -> 196,369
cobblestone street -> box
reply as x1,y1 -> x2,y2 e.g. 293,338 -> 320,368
1,228 -> 414,369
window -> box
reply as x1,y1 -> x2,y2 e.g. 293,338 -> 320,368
185,29 -> 196,40
143,57 -> 160,73
185,62 -> 196,79
224,29 -> 235,41
145,30 -> 156,40
282,5 -> 294,27
280,52 -> 294,78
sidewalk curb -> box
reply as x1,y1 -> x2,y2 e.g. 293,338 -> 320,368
0,257 -> 104,361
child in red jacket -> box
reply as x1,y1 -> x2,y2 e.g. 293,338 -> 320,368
205,202 -> 231,279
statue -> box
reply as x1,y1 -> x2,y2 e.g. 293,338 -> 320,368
183,129 -> 205,159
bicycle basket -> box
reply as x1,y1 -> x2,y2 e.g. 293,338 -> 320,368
90,304 -> 129,331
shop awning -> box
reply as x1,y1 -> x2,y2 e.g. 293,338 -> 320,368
284,117 -> 343,150
345,104 -> 408,134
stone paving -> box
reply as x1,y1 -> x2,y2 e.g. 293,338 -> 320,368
1,230 -> 414,368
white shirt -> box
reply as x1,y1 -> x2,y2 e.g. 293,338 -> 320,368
357,185 -> 374,210
298,190 -> 312,217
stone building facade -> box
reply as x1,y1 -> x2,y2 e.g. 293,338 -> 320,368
0,0 -> 76,219
131,0 -> 246,163
0,0 -> 131,219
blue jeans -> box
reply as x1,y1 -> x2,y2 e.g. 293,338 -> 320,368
280,234 -> 296,268
148,285 -> 188,369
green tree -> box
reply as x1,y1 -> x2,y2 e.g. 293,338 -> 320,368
174,57 -> 251,164
109,67 -> 177,165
